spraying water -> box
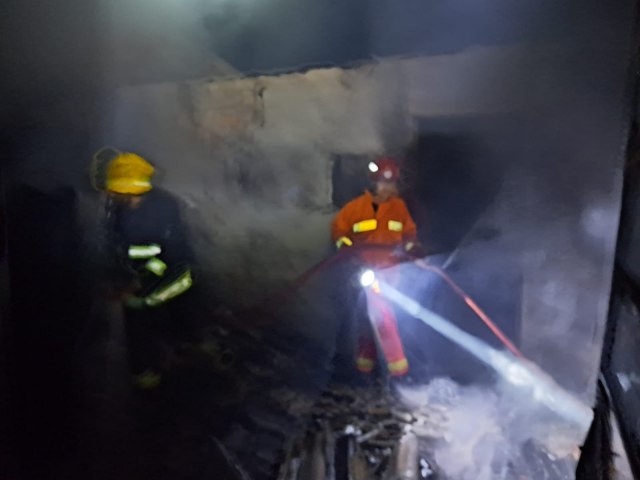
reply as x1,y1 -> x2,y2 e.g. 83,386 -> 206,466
378,280 -> 593,429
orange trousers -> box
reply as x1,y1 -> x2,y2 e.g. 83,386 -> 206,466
356,289 -> 409,376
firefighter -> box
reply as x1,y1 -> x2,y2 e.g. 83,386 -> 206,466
92,148 -> 195,390
332,157 -> 423,378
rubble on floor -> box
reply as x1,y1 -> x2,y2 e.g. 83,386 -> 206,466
278,376 -> 587,479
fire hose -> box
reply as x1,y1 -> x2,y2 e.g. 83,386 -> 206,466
244,244 -> 523,358
246,246 -> 594,429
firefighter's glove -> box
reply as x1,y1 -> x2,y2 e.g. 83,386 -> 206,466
124,295 -> 147,310
405,242 -> 427,259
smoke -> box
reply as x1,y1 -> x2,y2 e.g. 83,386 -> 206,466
102,0 -> 369,85
397,378 -> 584,480
103,0 -> 234,86
1,0 -> 231,130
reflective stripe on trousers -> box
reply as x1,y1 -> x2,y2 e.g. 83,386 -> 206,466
356,356 -> 375,373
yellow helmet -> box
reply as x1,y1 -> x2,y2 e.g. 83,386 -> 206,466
92,147 -> 155,195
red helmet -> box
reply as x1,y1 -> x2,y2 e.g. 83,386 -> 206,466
368,157 -> 400,182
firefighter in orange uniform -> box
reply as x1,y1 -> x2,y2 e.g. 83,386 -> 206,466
332,157 -> 423,377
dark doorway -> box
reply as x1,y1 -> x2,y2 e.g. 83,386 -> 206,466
404,116 -> 506,255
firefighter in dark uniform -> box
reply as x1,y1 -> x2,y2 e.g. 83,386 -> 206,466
93,148 -> 195,390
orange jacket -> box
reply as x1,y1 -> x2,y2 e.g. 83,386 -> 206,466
331,191 -> 418,267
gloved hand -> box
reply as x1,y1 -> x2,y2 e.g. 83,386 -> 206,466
405,242 -> 428,259
124,294 -> 147,309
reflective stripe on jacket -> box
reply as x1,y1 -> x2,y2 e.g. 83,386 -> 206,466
111,189 -> 195,307
126,242 -> 192,306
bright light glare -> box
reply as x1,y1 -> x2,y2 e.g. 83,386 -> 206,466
379,280 -> 593,428
368,162 -> 379,173
360,269 -> 376,287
